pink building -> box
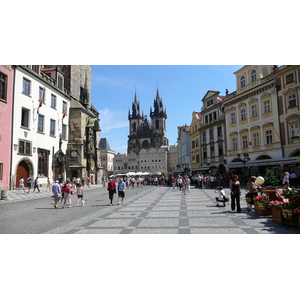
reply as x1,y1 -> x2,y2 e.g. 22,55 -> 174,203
0,65 -> 14,190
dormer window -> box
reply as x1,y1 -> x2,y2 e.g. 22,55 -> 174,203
240,76 -> 246,88
251,69 -> 257,82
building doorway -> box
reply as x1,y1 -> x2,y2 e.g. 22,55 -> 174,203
16,159 -> 32,188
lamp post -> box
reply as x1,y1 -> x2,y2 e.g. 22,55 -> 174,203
237,153 -> 250,184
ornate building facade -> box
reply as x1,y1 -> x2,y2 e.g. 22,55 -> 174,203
127,89 -> 169,155
47,65 -> 102,184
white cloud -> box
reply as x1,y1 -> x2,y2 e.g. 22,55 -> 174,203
99,108 -> 128,132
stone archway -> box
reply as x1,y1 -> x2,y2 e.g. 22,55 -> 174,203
16,159 -> 33,188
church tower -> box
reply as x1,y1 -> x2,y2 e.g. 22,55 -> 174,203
127,88 -> 168,155
150,88 -> 168,148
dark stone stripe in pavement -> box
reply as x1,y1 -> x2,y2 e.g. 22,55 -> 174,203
80,219 -> 100,227
64,229 -> 80,234
138,212 -> 149,218
178,228 -> 191,234
180,211 -> 188,217
179,218 -> 189,227
120,229 -> 134,234
127,219 -> 143,227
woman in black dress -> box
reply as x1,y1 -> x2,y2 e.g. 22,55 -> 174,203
230,175 -> 241,213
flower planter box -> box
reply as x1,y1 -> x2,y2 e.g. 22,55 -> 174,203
281,208 -> 298,227
271,207 -> 284,225
254,201 -> 271,216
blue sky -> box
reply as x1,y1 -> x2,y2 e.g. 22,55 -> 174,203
91,65 -> 243,154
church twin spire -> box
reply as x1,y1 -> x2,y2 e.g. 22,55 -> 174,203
129,88 -> 167,119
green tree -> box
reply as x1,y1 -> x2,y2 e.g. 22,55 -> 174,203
264,168 -> 280,187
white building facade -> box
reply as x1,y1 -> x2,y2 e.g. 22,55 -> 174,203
11,65 -> 70,189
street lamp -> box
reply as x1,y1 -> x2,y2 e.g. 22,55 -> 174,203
237,153 -> 250,184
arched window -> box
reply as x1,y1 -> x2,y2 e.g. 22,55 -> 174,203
240,76 -> 246,88
142,140 -> 150,149
133,122 -> 136,131
251,69 -> 256,82
156,120 -> 159,129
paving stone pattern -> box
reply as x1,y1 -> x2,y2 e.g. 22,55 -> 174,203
45,186 -> 299,234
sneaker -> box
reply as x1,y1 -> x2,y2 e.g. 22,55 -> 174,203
117,202 -> 120,205
109,204 -> 112,206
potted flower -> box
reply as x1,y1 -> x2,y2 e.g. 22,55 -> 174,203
254,193 -> 271,215
269,200 -> 286,224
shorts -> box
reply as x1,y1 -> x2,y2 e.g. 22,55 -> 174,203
118,191 -> 125,198
77,195 -> 83,199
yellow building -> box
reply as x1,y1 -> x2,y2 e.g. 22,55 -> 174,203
190,111 -> 201,174
223,65 -> 282,181
275,65 -> 300,174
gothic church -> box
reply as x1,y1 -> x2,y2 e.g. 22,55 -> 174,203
127,89 -> 169,155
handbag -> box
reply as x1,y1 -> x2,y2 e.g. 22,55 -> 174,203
245,192 -> 253,204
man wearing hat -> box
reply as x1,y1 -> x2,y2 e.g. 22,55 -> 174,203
52,180 -> 61,209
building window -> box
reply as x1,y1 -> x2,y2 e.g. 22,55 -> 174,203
39,87 -> 45,103
38,149 -> 49,176
62,124 -> 67,140
51,94 -> 56,108
18,139 -> 32,155
21,108 -> 30,128
251,69 -> 257,82
202,132 -> 206,142
217,127 -> 222,137
205,115 -> 208,125
291,123 -> 299,138
242,135 -> 248,148
0,72 -> 8,101
265,130 -> 273,144
240,76 -> 246,88
38,115 -> 44,133
288,94 -> 296,108
232,138 -> 237,150
22,78 -> 31,95
50,119 -> 56,136
0,163 -> 3,180
253,133 -> 259,146
207,99 -> 213,107
251,104 -> 258,117
240,108 -> 246,121
58,76 -> 63,90
62,101 -> 67,113
203,149 -> 207,158
209,129 -> 214,140
231,112 -> 236,124
219,147 -> 223,156
263,99 -> 271,113
286,74 -> 294,84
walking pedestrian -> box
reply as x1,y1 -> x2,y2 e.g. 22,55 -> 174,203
87,177 -> 91,189
27,176 -> 32,193
107,178 -> 116,206
33,177 -> 40,192
62,183 -> 72,208
46,177 -> 51,192
19,176 -> 25,192
52,180 -> 61,209
230,175 -> 241,213
247,176 -> 258,212
117,178 -> 126,205
76,183 -> 84,206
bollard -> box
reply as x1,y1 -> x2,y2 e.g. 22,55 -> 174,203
1,190 -> 8,200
